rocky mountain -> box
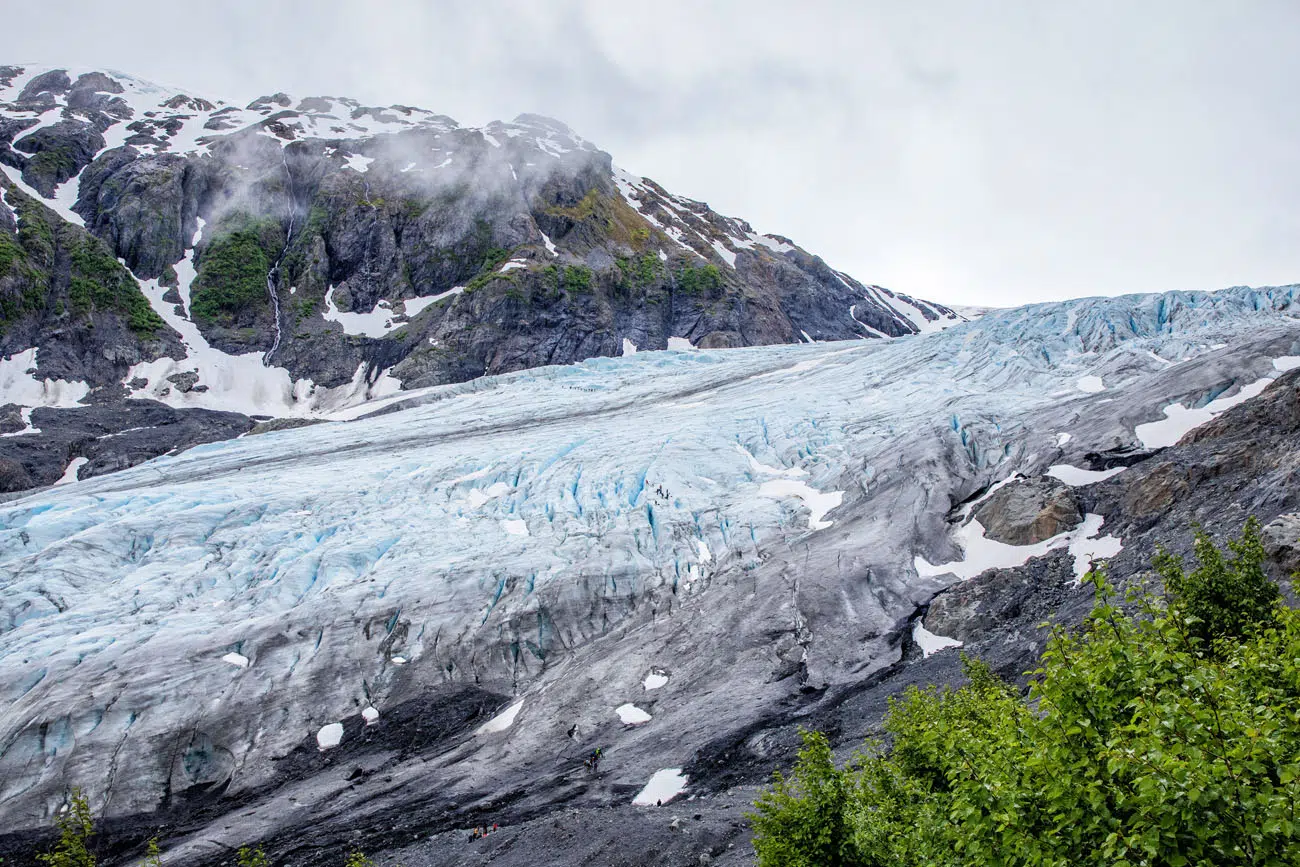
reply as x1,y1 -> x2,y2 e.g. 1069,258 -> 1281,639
0,64 -> 962,493
1,276 -> 1298,865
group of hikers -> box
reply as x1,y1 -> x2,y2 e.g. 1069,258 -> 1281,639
468,823 -> 499,842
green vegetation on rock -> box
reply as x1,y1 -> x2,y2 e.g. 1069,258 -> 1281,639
24,147 -> 80,189
674,263 -> 723,296
68,235 -> 164,333
190,215 -> 282,324
1,188 -> 162,334
544,186 -> 656,250
749,519 -> 1300,866
617,253 -> 662,290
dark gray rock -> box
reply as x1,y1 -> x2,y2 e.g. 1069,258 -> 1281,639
166,370 -> 200,392
1263,513 -> 1300,581
16,69 -> 71,103
0,401 -> 253,488
14,120 -> 106,196
973,476 -> 1082,545
247,417 -> 329,436
0,404 -> 24,435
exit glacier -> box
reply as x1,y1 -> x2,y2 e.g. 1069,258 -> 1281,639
1,284 -> 1299,857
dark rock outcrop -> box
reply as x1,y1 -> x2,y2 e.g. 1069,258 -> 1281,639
973,477 -> 1082,544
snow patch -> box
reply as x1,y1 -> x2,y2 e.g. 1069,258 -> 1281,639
616,704 -> 652,725
54,456 -> 89,486
1077,375 -> 1106,393
1273,356 -> 1300,373
666,336 -> 697,351
621,339 -> 637,357
694,539 -> 712,563
477,699 -> 523,735
343,154 -> 375,173
1047,464 -> 1126,486
633,769 -> 688,806
1068,514 -> 1123,582
501,519 -> 529,537
322,286 -> 403,338
316,723 -> 344,750
913,621 -> 962,657
0,348 -> 91,408
758,479 -> 843,531
643,672 -> 668,691
915,519 -> 1072,581
1134,365 -> 1284,449
917,512 -> 1122,583
221,652 -> 250,669
362,706 -> 380,725
467,481 -> 511,508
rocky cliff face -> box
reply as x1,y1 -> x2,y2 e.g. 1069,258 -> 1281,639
0,64 -> 962,493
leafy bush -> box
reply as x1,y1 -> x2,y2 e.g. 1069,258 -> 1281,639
749,521 -> 1300,866
37,789 -> 94,867
750,730 -> 857,867
1154,516 -> 1279,648
236,846 -> 269,867
562,265 -> 592,293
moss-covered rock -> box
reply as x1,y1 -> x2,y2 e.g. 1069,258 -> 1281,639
190,215 -> 282,325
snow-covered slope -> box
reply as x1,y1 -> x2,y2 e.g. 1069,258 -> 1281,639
0,284 -> 1297,849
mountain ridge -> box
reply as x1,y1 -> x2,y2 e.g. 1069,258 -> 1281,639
0,62 -> 963,491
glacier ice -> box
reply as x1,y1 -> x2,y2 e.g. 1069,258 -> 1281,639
0,284 -> 1298,838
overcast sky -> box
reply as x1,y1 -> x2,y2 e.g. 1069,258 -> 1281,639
5,1 -> 1298,307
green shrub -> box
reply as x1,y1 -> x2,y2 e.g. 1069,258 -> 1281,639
617,254 -> 661,290
236,846 -> 269,867
1154,516 -> 1279,648
142,838 -> 162,867
37,789 -> 94,867
562,265 -> 592,293
750,730 -> 858,867
749,520 -> 1300,866
343,853 -> 374,867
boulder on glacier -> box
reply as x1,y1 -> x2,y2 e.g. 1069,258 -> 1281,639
973,476 -> 1082,545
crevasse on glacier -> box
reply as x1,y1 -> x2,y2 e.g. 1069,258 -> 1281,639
0,284 -> 1297,842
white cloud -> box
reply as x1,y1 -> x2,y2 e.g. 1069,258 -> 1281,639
4,0 -> 1298,307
